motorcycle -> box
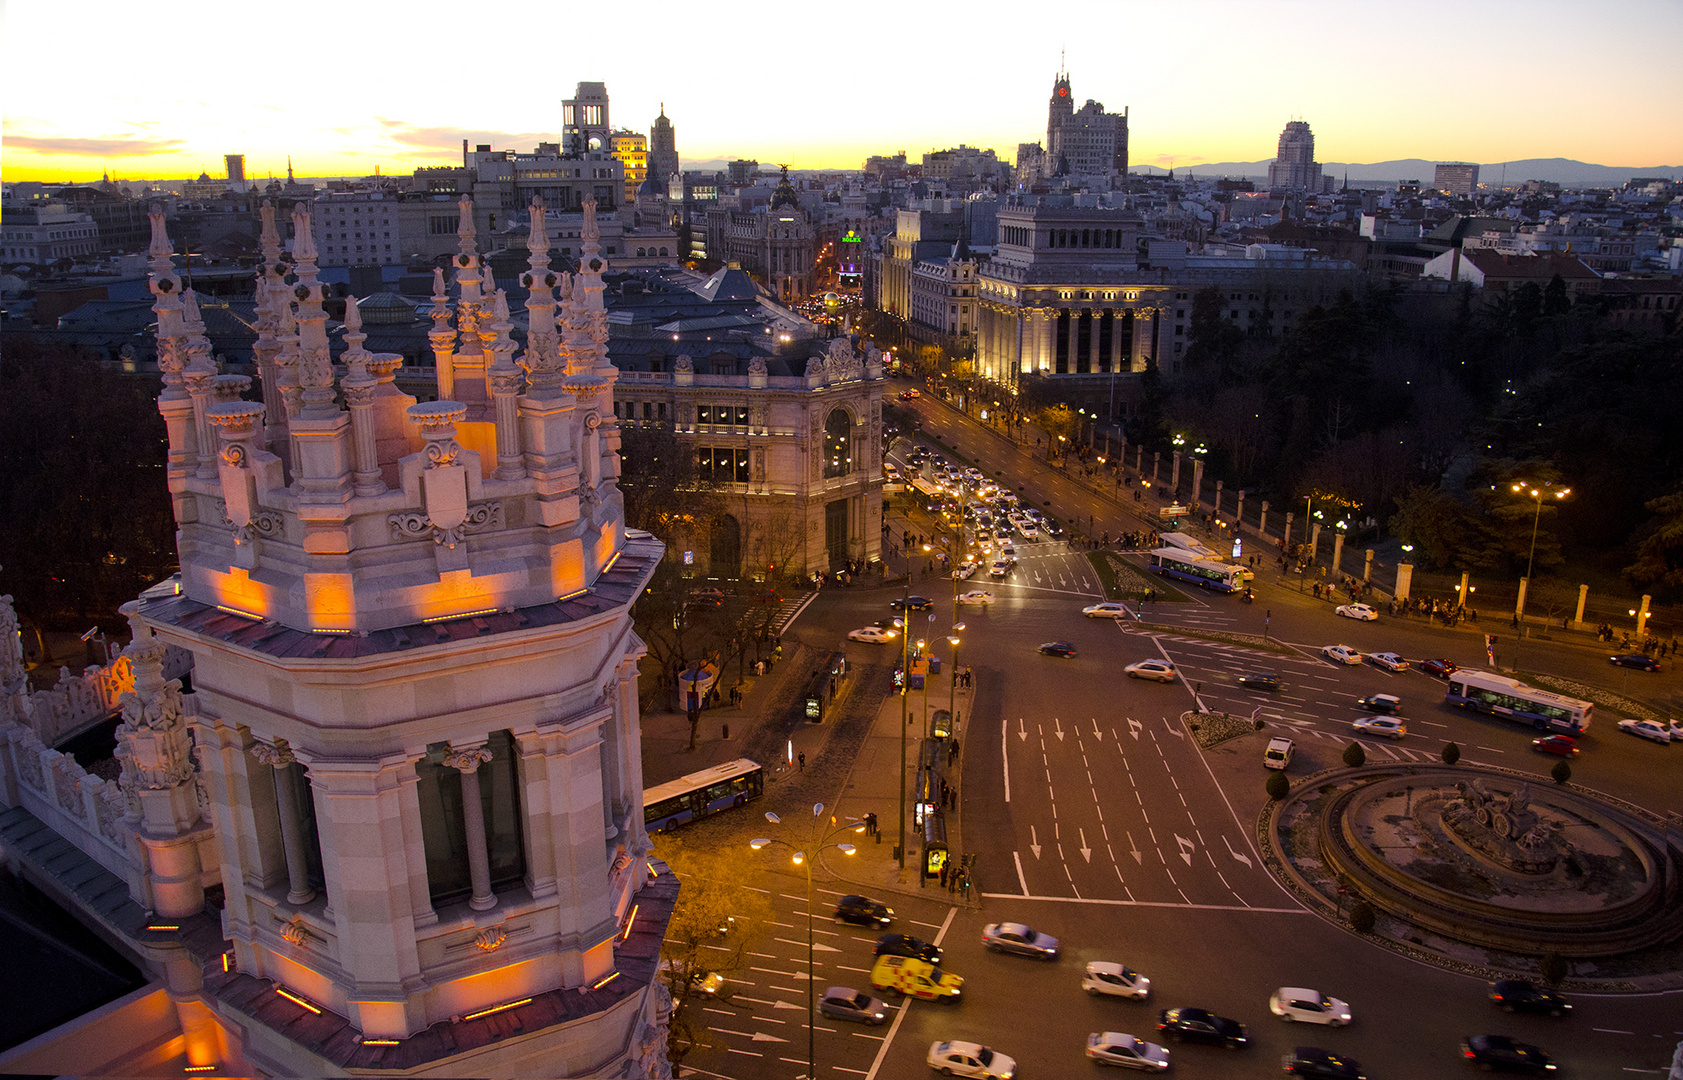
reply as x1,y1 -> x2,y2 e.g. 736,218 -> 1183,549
1241,589 -> 1255,604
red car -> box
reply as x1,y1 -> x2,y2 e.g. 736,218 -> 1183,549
1420,658 -> 1458,679
1532,735 -> 1579,757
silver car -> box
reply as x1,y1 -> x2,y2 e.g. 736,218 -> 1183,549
982,921 -> 1060,959
818,986 -> 887,1025
1086,1032 -> 1170,1071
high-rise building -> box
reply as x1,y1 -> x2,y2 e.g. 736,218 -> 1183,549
1266,120 -> 1323,193
562,81 -> 611,154
1434,162 -> 1480,196
225,153 -> 246,193
0,198 -> 677,1077
612,130 -> 648,205
1042,69 -> 1128,178
649,104 -> 679,187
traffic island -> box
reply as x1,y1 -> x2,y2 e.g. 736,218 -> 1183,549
1261,763 -> 1683,991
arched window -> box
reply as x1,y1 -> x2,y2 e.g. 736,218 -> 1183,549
822,408 -> 852,479
637,247 -> 646,257
660,247 -> 668,256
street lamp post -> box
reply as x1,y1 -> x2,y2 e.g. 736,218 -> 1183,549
751,807 -> 863,1080
1510,481 -> 1569,670
947,625 -> 966,734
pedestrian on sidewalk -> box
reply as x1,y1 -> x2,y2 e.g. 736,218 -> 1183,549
798,751 -> 805,771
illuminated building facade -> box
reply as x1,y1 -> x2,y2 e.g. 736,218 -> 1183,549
0,196 -> 676,1076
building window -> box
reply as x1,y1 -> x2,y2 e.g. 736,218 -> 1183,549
698,446 -> 749,483
822,408 -> 852,479
415,731 -> 528,907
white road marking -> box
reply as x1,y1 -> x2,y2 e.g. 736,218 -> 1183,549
1015,851 -> 1029,894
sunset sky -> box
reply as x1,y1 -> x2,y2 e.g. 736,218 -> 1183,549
4,0 -> 1679,185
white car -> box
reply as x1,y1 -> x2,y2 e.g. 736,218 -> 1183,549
957,590 -> 996,606
1017,524 -> 1040,539
1269,987 -> 1352,1026
1352,716 -> 1407,739
1368,652 -> 1409,672
953,560 -> 979,579
1082,961 -> 1151,999
1083,602 -> 1131,619
1125,659 -> 1177,683
1263,737 -> 1295,770
927,1040 -> 1016,1079
1336,603 -> 1379,621
988,561 -> 1012,579
1322,644 -> 1363,665
1617,718 -> 1672,744
848,626 -> 896,644
1085,1032 -> 1170,1071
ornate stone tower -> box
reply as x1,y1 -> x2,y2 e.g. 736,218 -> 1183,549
123,195 -> 672,1076
1046,68 -> 1074,173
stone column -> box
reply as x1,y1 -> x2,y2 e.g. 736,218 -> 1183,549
1395,563 -> 1413,602
1364,548 -> 1374,582
1151,450 -> 1160,484
1235,490 -> 1246,533
1574,584 -> 1588,628
251,742 -> 316,905
343,361 -> 383,496
1332,531 -> 1345,581
1258,500 -> 1269,539
1458,571 -> 1470,608
1136,444 -> 1143,473
444,744 -> 498,912
1309,523 -> 1322,565
1283,512 -> 1294,549
1169,451 -> 1181,493
1190,459 -> 1204,511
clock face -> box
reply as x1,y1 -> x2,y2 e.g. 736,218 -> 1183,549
1058,87 -> 1068,97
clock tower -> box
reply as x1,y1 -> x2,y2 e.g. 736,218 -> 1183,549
1048,69 -> 1074,174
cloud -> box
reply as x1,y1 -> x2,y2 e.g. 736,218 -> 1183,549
374,119 -> 559,157
3,132 -> 189,156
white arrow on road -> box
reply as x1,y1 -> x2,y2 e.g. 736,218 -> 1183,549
1053,717 -> 1065,742
1030,825 -> 1042,859
1175,834 -> 1196,866
1127,832 -> 1144,864
1092,719 -> 1103,742
811,941 -> 841,953
774,1000 -> 805,1010
752,1032 -> 788,1043
1079,828 -> 1093,863
1018,718 -> 1028,742
1224,835 -> 1254,869
1127,718 -> 1143,741
1164,718 -> 1185,740
713,1028 -> 790,1043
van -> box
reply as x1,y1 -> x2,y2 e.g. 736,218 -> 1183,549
869,954 -> 963,1001
1263,737 -> 1294,770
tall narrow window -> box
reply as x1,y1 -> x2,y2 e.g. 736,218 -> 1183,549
416,731 -> 527,907
823,409 -> 852,478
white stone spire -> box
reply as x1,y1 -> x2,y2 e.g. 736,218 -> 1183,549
289,203 -> 337,419
428,266 -> 457,401
253,202 -> 291,450
519,198 -> 564,391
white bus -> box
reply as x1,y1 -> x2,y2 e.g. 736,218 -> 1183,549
1159,532 -> 1253,582
1147,547 -> 1246,593
644,758 -> 765,833
1444,671 -> 1593,735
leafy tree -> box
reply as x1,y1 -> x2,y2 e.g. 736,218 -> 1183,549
1542,274 -> 1571,319
1265,770 -> 1289,800
1551,758 -> 1572,785
1441,741 -> 1461,765
1389,485 -> 1480,570
1348,899 -> 1376,933
656,837 -> 775,1075
1181,286 -> 1245,382
1033,404 -> 1079,461
1625,490 -> 1683,592
1342,742 -> 1366,768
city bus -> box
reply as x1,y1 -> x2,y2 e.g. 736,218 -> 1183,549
644,758 -> 765,833
1444,671 -> 1593,735
1146,547 -> 1246,593
909,477 -> 943,512
1160,532 -> 1253,582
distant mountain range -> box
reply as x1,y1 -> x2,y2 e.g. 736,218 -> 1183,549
1135,158 -> 1681,186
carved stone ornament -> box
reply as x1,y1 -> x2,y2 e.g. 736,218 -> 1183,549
473,926 -> 507,952
251,741 -> 297,769
442,743 -> 493,773
387,500 -> 502,546
748,355 -> 768,376
216,499 -> 283,543
672,354 -> 693,374
282,917 -> 311,946
408,400 -> 468,469
115,680 -> 195,790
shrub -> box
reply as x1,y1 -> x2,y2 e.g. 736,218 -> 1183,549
1342,742 -> 1366,768
1551,759 -> 1572,785
1265,771 -> 1290,800
1349,900 -> 1376,933
1540,951 -> 1567,985
1441,741 -> 1461,765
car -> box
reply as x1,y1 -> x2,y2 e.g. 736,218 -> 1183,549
1282,1046 -> 1368,1079
927,1040 -> 1015,1079
1459,1034 -> 1557,1074
883,465 -> 902,482
1489,980 -> 1572,1017
1018,524 -> 1040,539
892,596 -> 936,612
1420,658 -> 1459,679
1039,641 -> 1079,658
1530,735 -> 1579,757
876,933 -> 942,965
834,894 -> 893,926
1044,520 -> 1066,538
957,590 -> 996,605
1322,645 -> 1363,665
1609,653 -> 1660,671
818,986 -> 888,1025
1082,961 -> 1151,999
1269,988 -> 1352,1026
989,560 -> 1013,579
1084,602 -> 1131,618
1086,1032 -> 1170,1071
849,626 -> 897,644
1240,671 -> 1282,691
691,970 -> 729,997
954,559 -> 980,579
1351,716 -> 1407,739
1368,652 -> 1409,672
1335,603 -> 1378,622
982,921 -> 1060,959
1357,693 -> 1403,714
1125,659 -> 1177,683
873,955 -> 963,1000
898,388 -> 922,400
1617,718 -> 1672,744
1157,1007 -> 1248,1048
1264,737 -> 1295,770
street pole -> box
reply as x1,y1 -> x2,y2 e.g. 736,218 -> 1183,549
898,593 -> 910,873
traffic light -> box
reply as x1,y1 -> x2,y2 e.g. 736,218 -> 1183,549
1486,634 -> 1498,647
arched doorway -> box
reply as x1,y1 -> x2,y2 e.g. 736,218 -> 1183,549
823,408 -> 852,478
710,514 -> 741,579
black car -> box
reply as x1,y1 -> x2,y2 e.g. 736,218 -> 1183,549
1460,1034 -> 1556,1074
875,933 -> 941,964
891,596 -> 935,612
1157,1007 -> 1248,1048
1283,1046 -> 1367,1079
833,894 -> 892,927
1609,653 -> 1660,672
1489,980 -> 1572,1017
1239,672 -> 1281,691
1038,641 -> 1079,658
1043,520 -> 1065,538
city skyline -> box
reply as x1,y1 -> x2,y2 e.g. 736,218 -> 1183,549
5,0 -> 1681,185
